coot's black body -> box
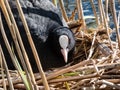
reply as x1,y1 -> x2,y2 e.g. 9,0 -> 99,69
0,0 -> 75,72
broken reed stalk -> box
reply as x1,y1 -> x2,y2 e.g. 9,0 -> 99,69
15,0 -> 50,90
99,0 -> 113,50
69,7 -> 77,21
4,0 -> 37,89
58,0 -> 69,22
0,45 -> 14,90
110,0 -> 120,49
90,0 -> 100,25
0,0 -> 35,89
76,0 -> 86,30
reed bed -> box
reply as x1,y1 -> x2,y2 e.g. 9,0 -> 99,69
0,0 -> 120,90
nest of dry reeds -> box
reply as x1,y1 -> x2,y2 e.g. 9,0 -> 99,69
0,0 -> 120,90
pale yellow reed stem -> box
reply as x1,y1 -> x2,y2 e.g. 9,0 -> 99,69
2,0 -> 36,89
76,0 -> 86,30
59,0 -> 69,22
100,0 -> 113,50
98,0 -> 104,25
16,0 -> 50,90
111,0 -> 120,49
90,0 -> 100,25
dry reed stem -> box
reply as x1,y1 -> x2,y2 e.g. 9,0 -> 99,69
69,7 -> 77,21
4,0 -> 35,78
100,80 -> 120,89
87,31 -> 100,75
0,4 -> 21,85
0,60 -> 120,88
58,0 -> 69,22
15,0 -> 49,90
0,46 -> 7,90
0,0 -> 35,89
76,62 -> 120,72
105,0 -> 109,22
96,79 -> 120,85
111,42 -> 118,63
5,0 -> 36,89
90,0 -> 100,25
110,0 -> 120,49
99,0 -> 113,50
87,31 -> 97,60
75,30 -> 113,57
98,0 -> 104,25
76,0 -> 86,30
13,84 -> 47,90
67,20 -> 82,28
0,9 -> 33,89
0,45 -> 14,90
37,59 -> 92,84
101,75 -> 120,79
70,79 -> 90,89
3,0 -> 25,70
48,73 -> 98,83
118,11 -> 120,28
76,0 -> 81,20
52,0 -> 57,6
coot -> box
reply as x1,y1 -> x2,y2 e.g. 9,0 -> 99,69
0,0 -> 75,72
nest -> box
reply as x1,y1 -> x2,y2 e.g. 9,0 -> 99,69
1,26 -> 120,90
0,0 -> 120,90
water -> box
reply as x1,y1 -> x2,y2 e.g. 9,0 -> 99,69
63,0 -> 120,41
50,0 -> 120,41
64,0 -> 119,23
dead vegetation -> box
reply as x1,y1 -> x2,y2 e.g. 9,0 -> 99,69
0,0 -> 120,90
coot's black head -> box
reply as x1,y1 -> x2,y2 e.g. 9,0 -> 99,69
48,27 -> 75,63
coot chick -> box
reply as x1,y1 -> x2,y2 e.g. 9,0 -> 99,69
1,0 -> 75,72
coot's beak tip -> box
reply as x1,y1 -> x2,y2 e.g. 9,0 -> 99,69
61,49 -> 68,63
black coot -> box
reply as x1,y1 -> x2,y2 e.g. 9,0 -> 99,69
0,0 -> 75,72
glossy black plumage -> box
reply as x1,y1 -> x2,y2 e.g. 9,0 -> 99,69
0,0 -> 75,72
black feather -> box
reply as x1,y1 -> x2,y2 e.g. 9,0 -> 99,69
0,0 -> 75,72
